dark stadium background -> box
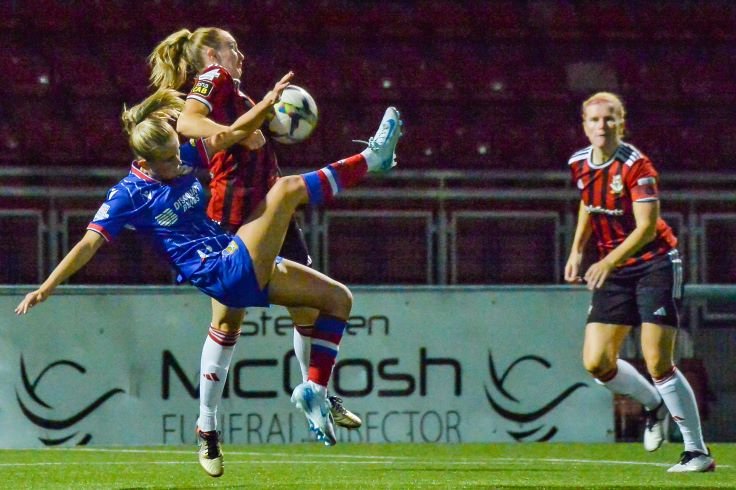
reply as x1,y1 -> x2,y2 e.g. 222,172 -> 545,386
2,0 -> 735,442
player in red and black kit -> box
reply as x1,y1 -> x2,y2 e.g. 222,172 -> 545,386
565,92 -> 714,473
148,27 -> 362,431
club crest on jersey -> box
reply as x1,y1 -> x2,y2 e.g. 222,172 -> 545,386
192,80 -> 213,96
222,240 -> 239,257
609,175 -> 623,195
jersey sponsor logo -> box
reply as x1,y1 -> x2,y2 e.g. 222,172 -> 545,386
191,80 -> 213,97
93,203 -> 110,222
584,204 -> 623,216
173,182 -> 201,212
609,175 -> 623,194
637,177 -> 656,186
155,208 -> 179,226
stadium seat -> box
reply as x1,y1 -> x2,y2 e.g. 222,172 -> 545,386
634,2 -> 696,41
105,48 -> 150,103
695,1 -> 736,40
50,47 -> 117,98
680,63 -> 736,104
71,97 -> 131,164
452,214 -> 559,284
17,1 -> 86,34
420,0 -> 473,40
0,213 -> 44,284
527,0 -> 582,41
517,66 -> 571,103
13,97 -> 80,164
0,121 -> 22,165
3,45 -> 51,97
325,214 -> 430,284
578,1 -> 640,41
470,1 -> 527,40
314,2 -> 368,40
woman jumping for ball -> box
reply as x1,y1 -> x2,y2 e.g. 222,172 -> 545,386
15,86 -> 402,477
147,26 -> 364,432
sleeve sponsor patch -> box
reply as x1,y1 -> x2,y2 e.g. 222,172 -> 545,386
637,177 -> 656,186
631,182 -> 658,201
191,80 -> 213,97
93,203 -> 110,222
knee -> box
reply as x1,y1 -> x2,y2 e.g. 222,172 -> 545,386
272,175 -> 306,202
643,355 -> 673,379
211,311 -> 245,334
211,321 -> 242,334
324,282 -> 353,318
642,345 -> 674,379
582,353 -> 616,380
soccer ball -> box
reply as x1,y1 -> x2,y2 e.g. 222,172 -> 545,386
267,85 -> 318,144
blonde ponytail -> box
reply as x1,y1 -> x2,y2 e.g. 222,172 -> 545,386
121,89 -> 184,160
148,27 -> 224,89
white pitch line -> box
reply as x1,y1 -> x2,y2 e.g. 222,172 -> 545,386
0,456 -> 730,469
37,447 -> 411,460
0,460 -> 394,468
491,457 -> 731,469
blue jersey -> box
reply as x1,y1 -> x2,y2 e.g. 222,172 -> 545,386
87,140 -> 231,283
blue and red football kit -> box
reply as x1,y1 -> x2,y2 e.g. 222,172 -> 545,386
86,140 -> 272,308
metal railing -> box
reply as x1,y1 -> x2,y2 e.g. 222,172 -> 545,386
2,168 -> 736,287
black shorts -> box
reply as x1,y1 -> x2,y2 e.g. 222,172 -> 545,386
279,216 -> 312,266
587,250 -> 683,328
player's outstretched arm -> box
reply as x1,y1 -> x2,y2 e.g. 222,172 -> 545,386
182,71 -> 295,153
15,230 -> 105,315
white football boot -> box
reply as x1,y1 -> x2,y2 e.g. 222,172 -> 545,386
667,449 -> 716,473
357,106 -> 403,172
291,380 -> 337,446
196,427 -> 224,477
643,399 -> 667,452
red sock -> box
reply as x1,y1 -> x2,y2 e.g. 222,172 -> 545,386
307,315 -> 346,386
300,154 -> 367,204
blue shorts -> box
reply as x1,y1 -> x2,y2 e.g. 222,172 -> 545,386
188,235 -> 281,308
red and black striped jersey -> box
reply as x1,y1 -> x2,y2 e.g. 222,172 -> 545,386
187,64 -> 279,228
568,142 -> 677,269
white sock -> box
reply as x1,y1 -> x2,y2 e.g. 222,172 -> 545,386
598,359 -> 662,410
360,148 -> 381,170
655,367 -> 707,453
197,326 -> 240,432
293,326 -> 312,383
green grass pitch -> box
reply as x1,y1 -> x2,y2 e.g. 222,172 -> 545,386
1,442 -> 733,488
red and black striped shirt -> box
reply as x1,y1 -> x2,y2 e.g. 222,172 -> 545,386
568,143 -> 677,269
187,65 -> 279,228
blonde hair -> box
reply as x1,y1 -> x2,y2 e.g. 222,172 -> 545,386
121,89 -> 184,161
581,92 -> 626,137
148,27 -> 224,89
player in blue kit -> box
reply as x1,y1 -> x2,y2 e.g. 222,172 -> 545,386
15,85 -> 403,477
